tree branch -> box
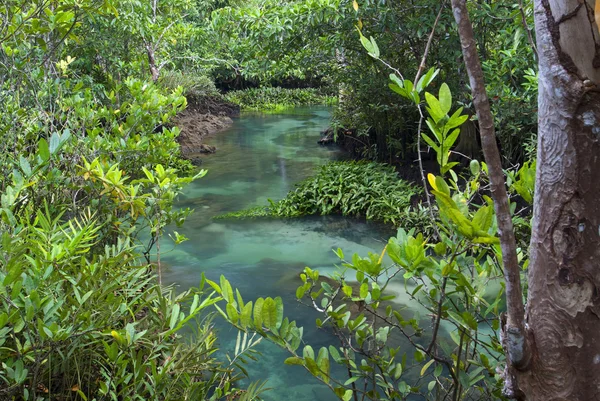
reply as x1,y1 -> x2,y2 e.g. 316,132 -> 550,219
449,0 -> 530,372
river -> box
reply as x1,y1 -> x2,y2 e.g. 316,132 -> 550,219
162,107 -> 397,400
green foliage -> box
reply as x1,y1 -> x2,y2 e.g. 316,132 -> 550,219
218,161 -> 431,230
422,84 -> 470,175
0,209 -> 228,400
225,87 -> 337,111
213,166 -> 511,397
0,0 -> 267,399
214,34 -> 534,398
158,70 -> 220,99
477,2 -> 538,163
214,166 -> 521,400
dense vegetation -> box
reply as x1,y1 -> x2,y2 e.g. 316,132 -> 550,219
1,0 -> 574,399
218,161 -> 430,230
225,87 -> 337,111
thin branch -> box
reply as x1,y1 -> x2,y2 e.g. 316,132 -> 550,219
516,0 -> 538,61
413,3 -> 445,87
450,0 -> 529,371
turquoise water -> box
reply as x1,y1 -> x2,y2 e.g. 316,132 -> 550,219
162,108 -> 405,400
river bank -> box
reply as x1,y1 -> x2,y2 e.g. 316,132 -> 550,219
175,94 -> 240,160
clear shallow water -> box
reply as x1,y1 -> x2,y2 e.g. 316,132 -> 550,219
162,107 -> 409,400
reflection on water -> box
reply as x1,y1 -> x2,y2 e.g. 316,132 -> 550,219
163,108 -> 403,400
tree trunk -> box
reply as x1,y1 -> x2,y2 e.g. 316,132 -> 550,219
516,0 -> 600,399
449,0 -> 529,385
146,42 -> 159,82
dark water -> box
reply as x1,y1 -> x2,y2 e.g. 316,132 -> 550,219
162,107 -> 408,400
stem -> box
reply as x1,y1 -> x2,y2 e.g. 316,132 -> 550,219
449,0 -> 529,369
413,4 -> 445,87
426,276 -> 447,354
517,0 -> 538,61
416,104 -> 442,239
452,328 -> 466,401
156,233 -> 162,286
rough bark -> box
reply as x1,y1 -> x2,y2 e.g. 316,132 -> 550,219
450,0 -> 530,378
146,42 -> 159,82
516,0 -> 600,399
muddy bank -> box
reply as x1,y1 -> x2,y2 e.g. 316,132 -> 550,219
175,95 -> 240,157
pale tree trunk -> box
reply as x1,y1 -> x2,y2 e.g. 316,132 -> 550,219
517,0 -> 600,399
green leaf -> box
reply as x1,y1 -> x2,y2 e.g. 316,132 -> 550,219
438,83 -> 452,115
19,156 -> 31,176
284,357 -> 304,365
445,128 -> 461,150
369,36 -> 380,58
220,275 -> 234,304
253,298 -> 264,329
393,362 -> 403,379
240,301 -> 253,328
446,107 -> 469,129
470,159 -> 481,176
169,303 -> 180,330
420,359 -> 435,376
49,132 -> 60,154
226,303 -> 239,324
317,347 -> 330,382
305,357 -> 320,376
274,296 -> 284,329
389,83 -> 409,99
38,139 -> 50,162
358,30 -> 374,54
296,285 -> 307,299
416,68 -> 439,93
262,297 -> 277,329
0,313 -> 7,329
389,74 -> 404,88
434,176 -> 450,196
359,283 -> 368,299
461,311 -> 478,330
425,92 -> 445,123
421,133 -> 440,152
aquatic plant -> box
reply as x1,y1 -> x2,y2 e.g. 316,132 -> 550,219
217,161 -> 431,231
225,87 -> 337,111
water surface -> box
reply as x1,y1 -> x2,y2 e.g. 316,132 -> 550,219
163,108 -> 398,400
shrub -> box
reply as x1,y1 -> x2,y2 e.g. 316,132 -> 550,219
0,205 -> 226,400
158,70 -> 219,99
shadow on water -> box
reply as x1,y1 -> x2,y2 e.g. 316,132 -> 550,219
162,107 -> 426,400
